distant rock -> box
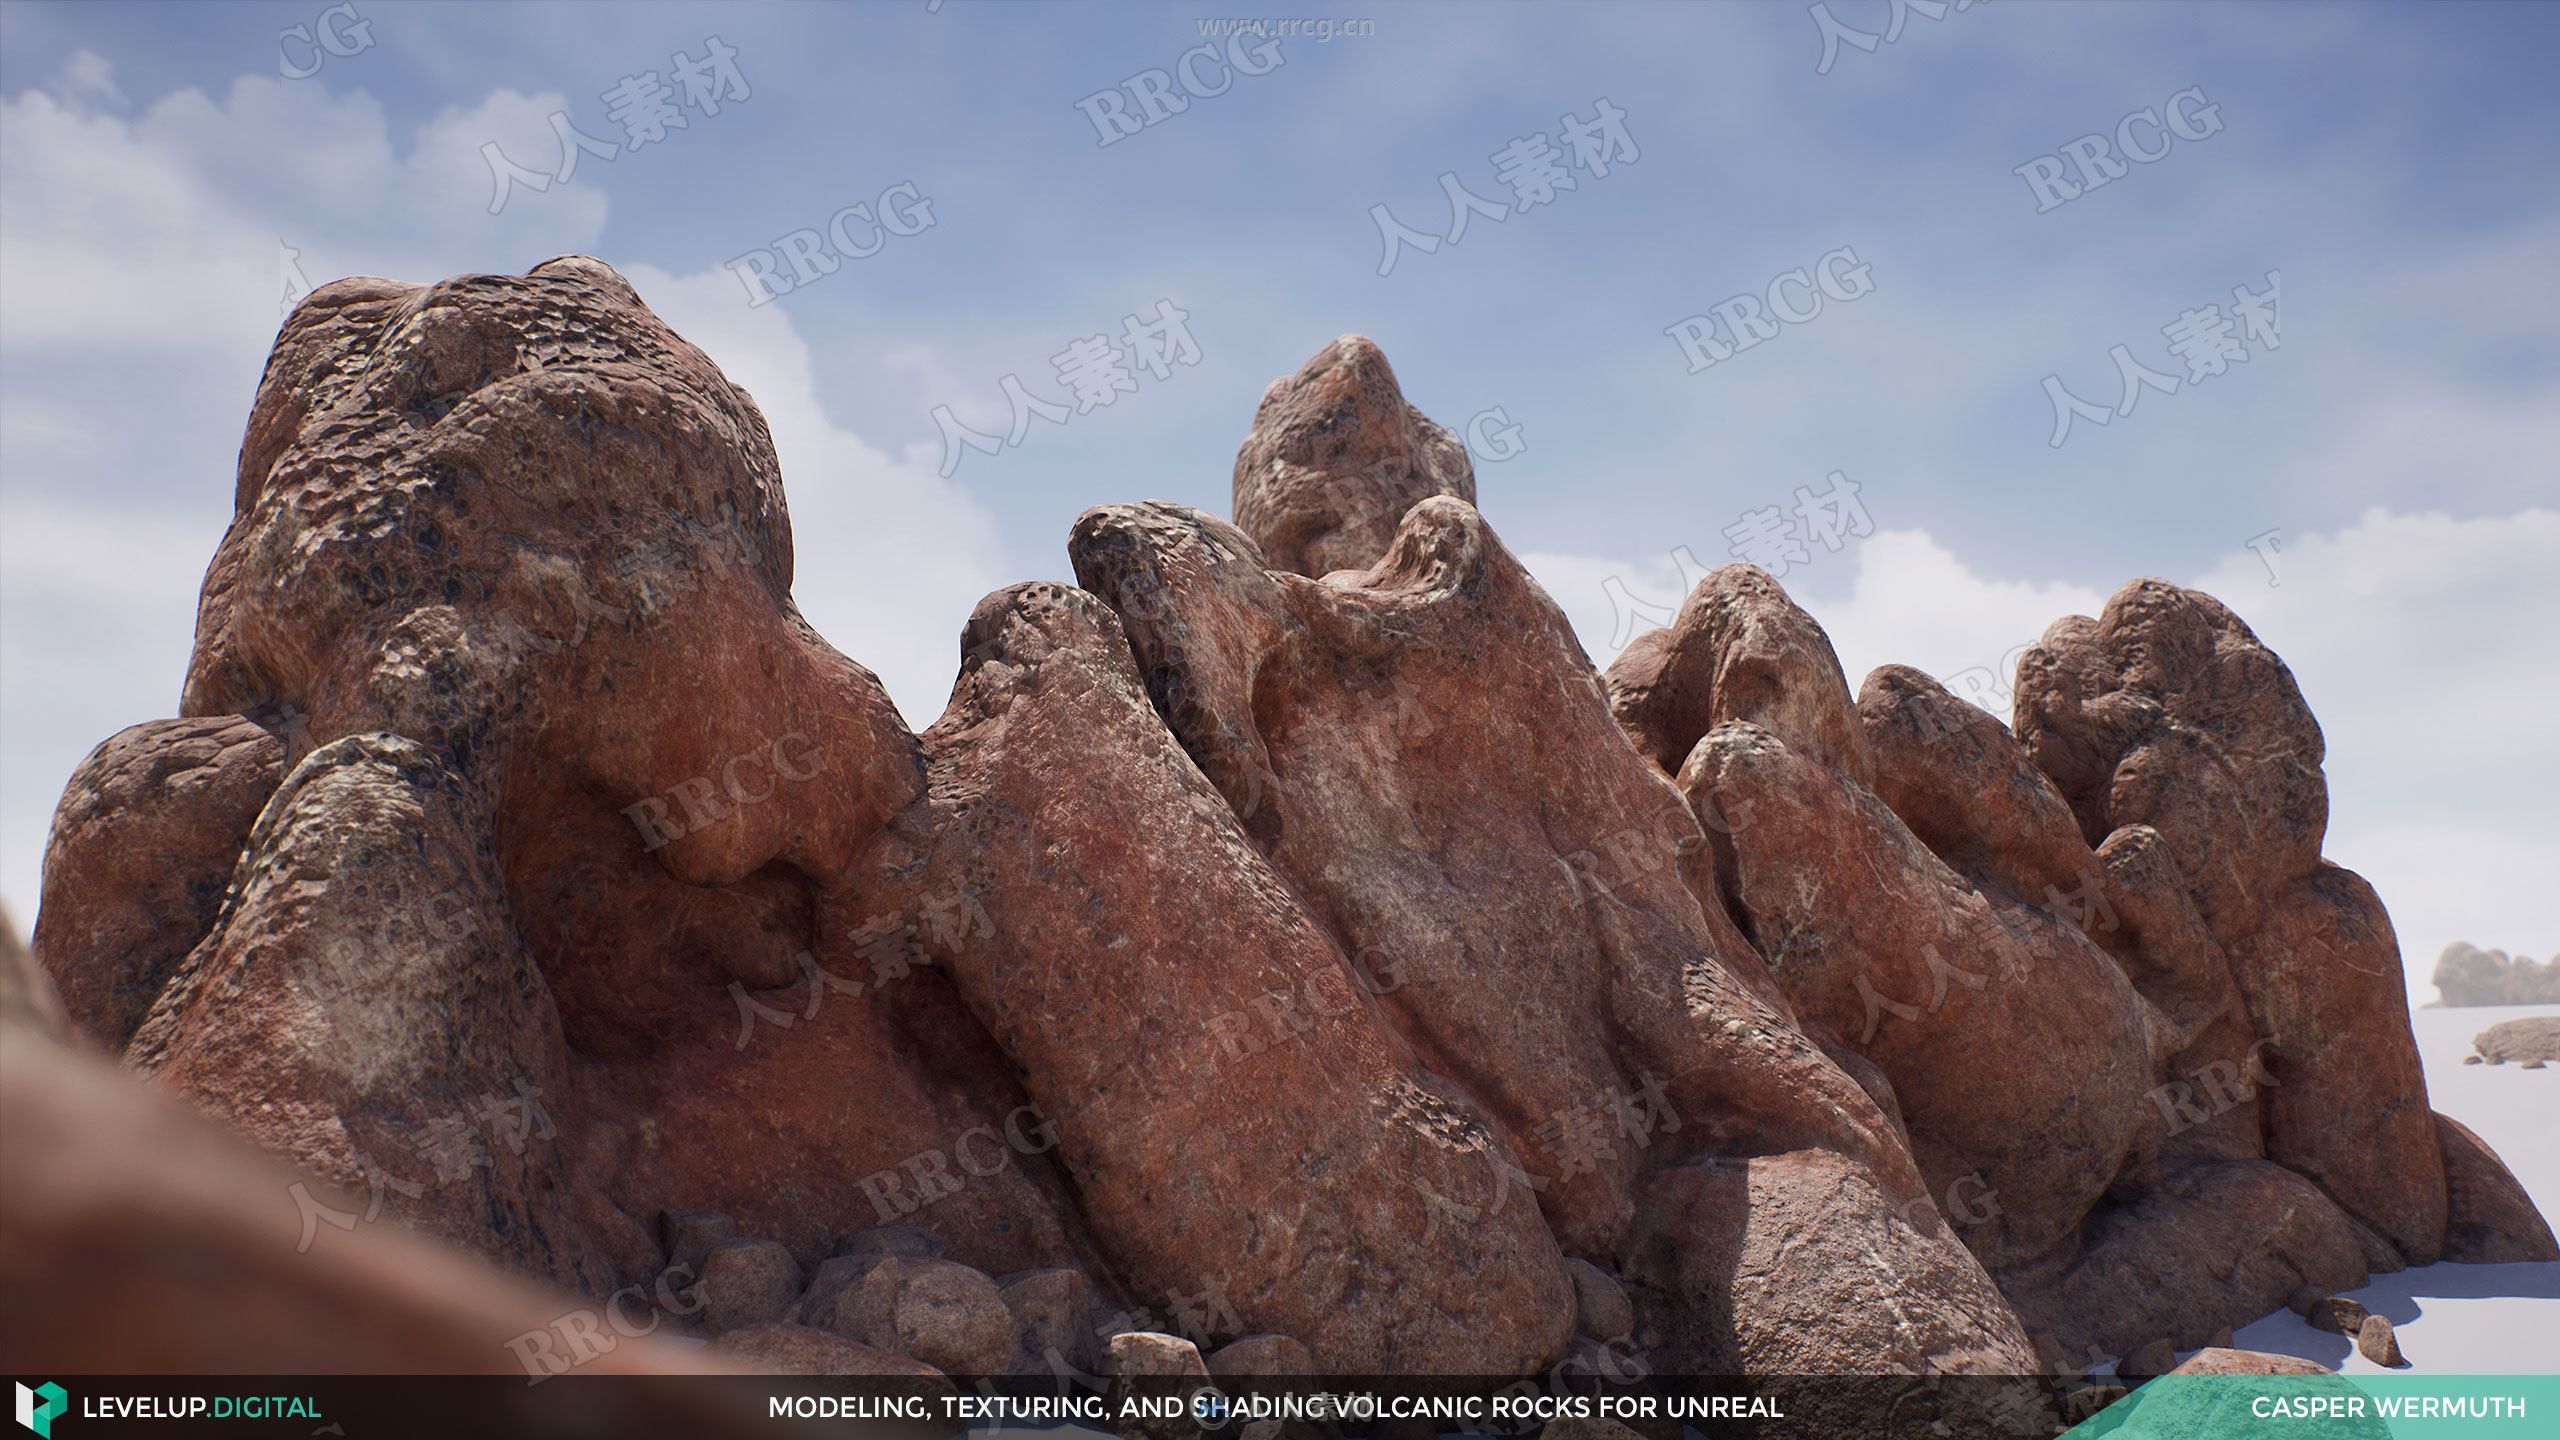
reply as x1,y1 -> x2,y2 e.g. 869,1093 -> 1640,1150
2431,942 -> 2560,1006
2471,1017 -> 2560,1066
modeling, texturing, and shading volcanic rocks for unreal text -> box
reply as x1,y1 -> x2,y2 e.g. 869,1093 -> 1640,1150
3,5 -> 2555,1439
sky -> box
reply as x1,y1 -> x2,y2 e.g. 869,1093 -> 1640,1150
1,0 -> 2553,1010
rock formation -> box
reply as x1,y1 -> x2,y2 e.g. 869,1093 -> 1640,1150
30,261 -> 2553,1409
2470,1017 -> 2560,1066
2433,942 -> 2560,1006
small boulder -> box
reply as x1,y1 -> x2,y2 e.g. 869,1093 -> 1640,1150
696,1237 -> 804,1335
661,1208 -> 739,1286
796,1255 -> 874,1328
2286,1286 -> 2325,1318
1104,1329 -> 1210,1379
2356,1315 -> 2407,1368
1562,1258 -> 1635,1344
2307,1296 -> 2370,1337
1000,1267 -> 1100,1376
828,1257 -> 1015,1377
834,1223 -> 947,1264
2118,1338 -> 2177,1383
1207,1332 -> 1315,1376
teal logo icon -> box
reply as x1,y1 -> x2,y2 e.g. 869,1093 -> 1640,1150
13,1383 -> 65,1438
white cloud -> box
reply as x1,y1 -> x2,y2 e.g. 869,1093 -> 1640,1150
1527,507 -> 2560,1010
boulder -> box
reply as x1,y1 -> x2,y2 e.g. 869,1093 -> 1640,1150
2170,1348 -> 2330,1376
2433,943 -> 2560,1007
1001,1267 -> 1104,1376
822,1257 -> 1016,1377
1206,1332 -> 1316,1376
33,715 -> 282,1050
1607,564 -> 1873,786
1562,1257 -> 1635,1344
663,1210 -> 741,1287
1230,334 -> 1472,577
1104,1329 -> 1210,1378
2434,1114 -> 2560,1262
836,1224 -> 946,1265
2307,1296 -> 2371,1338
695,1237 -> 804,1335
2472,1017 -> 2560,1065
898,576 -> 1575,1373
2355,1314 -> 2407,1368
2014,582 -> 2453,1263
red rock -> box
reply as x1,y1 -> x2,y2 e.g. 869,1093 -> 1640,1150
1621,1147 -> 2040,1377
824,1256 -> 1016,1376
35,285 -> 2538,1398
1230,335 -> 1473,577
1607,564 -> 1874,786
1206,1332 -> 1316,1376
1067,499 -> 2032,1377
2435,1113 -> 2560,1262
1997,1158 -> 2366,1361
897,577 -> 1574,1373
0,1006 -> 741,1394
695,1237 -> 804,1335
1681,720 -> 2153,1272
2015,581 -> 2458,1264
34,715 -> 281,1049
2170,1348 -> 2330,1376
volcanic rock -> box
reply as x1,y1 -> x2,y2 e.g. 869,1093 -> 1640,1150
34,715 -> 282,1050
1608,564 -> 1874,786
1231,335 -> 1473,577
826,1257 -> 1016,1376
1001,1267 -> 1103,1375
2471,1017 -> 2560,1065
664,1210 -> 741,1287
696,1237 -> 804,1335
2433,942 -> 2560,1006
29,270 -> 2551,1397
2013,582 -> 2448,1263
2355,1314 -> 2406,1367
1069,500 -> 2024,1376
2169,1349 -> 2330,1376
2307,1295 -> 2371,1337
1563,1258 -> 1635,1344
2434,1114 -> 2560,1262
892,576 -> 1574,1372
1206,1333 -> 1316,1376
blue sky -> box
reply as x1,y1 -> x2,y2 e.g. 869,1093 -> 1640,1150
2,0 -> 2554,1005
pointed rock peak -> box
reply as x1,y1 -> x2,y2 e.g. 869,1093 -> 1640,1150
1231,335 -> 1474,578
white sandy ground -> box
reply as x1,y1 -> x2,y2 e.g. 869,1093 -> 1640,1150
2222,1002 -> 2560,1375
